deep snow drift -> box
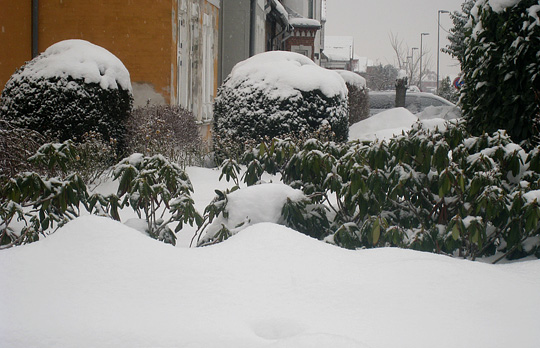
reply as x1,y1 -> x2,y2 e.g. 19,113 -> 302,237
1,215 -> 539,348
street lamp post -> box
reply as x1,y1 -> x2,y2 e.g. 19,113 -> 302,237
437,10 -> 450,95
419,32 -> 429,92
410,47 -> 418,85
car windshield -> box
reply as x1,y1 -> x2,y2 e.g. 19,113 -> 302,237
369,92 -> 454,115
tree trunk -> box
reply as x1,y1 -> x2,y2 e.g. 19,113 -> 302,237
395,76 -> 407,108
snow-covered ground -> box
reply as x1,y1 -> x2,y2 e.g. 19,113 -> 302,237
1,215 -> 539,348
1,107 -> 540,347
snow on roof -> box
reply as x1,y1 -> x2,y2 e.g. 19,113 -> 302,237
227,51 -> 348,99
324,36 -> 354,60
289,17 -> 321,28
324,52 -> 350,62
334,70 -> 366,89
270,0 -> 290,26
15,39 -> 132,91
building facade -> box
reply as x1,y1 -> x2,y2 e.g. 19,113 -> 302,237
1,0 -> 326,139
0,0 -> 219,131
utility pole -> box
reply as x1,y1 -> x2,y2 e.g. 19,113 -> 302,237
419,32 -> 429,91
410,47 -> 418,85
437,10 -> 450,94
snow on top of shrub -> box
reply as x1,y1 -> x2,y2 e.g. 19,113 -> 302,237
227,51 -> 347,99
201,183 -> 306,243
13,39 -> 132,91
334,70 -> 366,89
488,0 -> 522,12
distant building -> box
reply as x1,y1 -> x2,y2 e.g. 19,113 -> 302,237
322,36 -> 354,70
1,0 -> 327,141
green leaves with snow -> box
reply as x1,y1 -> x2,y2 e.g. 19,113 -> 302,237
238,121 -> 540,262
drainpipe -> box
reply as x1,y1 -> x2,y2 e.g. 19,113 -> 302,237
249,0 -> 256,56
32,0 -> 39,58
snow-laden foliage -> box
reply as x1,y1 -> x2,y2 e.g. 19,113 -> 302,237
213,51 -> 349,159
192,183 -> 328,246
437,76 -> 459,104
221,121 -> 540,262
0,40 -> 133,153
460,0 -> 540,147
110,154 -> 202,245
0,141 -> 88,247
0,143 -> 200,248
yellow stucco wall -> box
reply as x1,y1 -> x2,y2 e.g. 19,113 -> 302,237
0,1 -> 32,91
1,0 -> 175,103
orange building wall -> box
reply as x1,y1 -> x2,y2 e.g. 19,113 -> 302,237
1,0 -> 175,102
0,1 -> 32,92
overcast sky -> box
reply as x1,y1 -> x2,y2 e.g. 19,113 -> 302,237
325,0 -> 466,79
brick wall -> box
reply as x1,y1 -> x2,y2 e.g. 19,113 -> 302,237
285,28 -> 318,61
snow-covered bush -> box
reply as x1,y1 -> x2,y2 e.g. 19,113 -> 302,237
111,154 -> 202,246
213,51 -> 348,159
193,183 -> 328,246
125,105 -> 203,168
460,0 -> 540,147
0,40 -> 133,153
335,70 -> 369,124
0,144 -> 201,248
224,121 -> 540,262
1,141 -> 88,247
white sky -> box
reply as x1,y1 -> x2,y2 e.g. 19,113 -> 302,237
325,0 -> 466,79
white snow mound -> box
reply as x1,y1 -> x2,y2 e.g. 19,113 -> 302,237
201,183 -> 305,243
1,216 -> 540,347
16,39 -> 132,91
335,70 -> 367,89
228,51 -> 348,99
349,107 -> 418,141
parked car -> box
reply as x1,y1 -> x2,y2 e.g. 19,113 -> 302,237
369,91 -> 459,117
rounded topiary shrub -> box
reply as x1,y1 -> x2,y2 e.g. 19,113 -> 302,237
0,39 -> 133,154
335,70 -> 369,125
214,51 -> 348,158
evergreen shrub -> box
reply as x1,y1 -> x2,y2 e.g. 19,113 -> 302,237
335,70 -> 369,124
219,121 -> 540,262
0,40 -> 133,154
213,51 -> 348,160
460,0 -> 540,147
